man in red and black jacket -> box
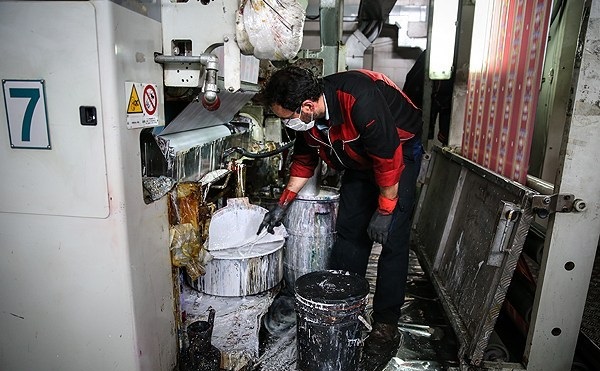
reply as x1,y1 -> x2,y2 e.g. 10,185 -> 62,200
258,66 -> 423,358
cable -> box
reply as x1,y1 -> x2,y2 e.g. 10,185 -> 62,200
222,140 -> 295,160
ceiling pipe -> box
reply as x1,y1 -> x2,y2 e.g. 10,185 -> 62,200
357,0 -> 397,40
319,0 -> 344,47
345,0 -> 397,69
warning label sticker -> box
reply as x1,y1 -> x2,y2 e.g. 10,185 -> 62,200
127,85 -> 143,114
143,85 -> 157,116
125,82 -> 160,129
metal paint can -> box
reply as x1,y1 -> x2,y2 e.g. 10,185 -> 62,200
195,242 -> 284,296
191,198 -> 286,297
282,186 -> 339,291
294,270 -> 370,371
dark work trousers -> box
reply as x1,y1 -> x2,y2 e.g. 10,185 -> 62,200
330,138 -> 423,325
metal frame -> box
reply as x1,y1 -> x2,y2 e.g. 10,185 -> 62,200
412,146 -> 537,367
413,2 -> 600,369
524,1 -> 600,369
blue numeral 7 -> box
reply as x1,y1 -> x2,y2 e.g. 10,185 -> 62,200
9,88 -> 40,142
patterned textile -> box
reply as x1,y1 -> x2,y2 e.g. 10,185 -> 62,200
462,0 -> 552,184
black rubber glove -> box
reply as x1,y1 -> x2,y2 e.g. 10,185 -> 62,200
257,204 -> 288,235
367,210 -> 393,244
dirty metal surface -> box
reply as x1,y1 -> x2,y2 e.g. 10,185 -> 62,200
192,197 -> 286,297
412,147 -> 537,366
582,241 -> 600,345
255,247 -> 460,371
182,284 -> 276,371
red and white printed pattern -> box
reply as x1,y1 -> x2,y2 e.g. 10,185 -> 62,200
462,0 -> 552,184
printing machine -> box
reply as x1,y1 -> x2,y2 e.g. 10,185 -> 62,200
0,1 -> 302,369
0,1 -> 599,371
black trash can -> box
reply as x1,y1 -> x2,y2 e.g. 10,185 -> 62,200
294,270 -> 370,371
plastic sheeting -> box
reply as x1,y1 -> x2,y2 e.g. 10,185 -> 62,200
207,198 -> 285,252
236,0 -> 305,60
168,183 -> 214,281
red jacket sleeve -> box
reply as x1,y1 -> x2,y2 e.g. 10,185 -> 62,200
289,133 -> 320,178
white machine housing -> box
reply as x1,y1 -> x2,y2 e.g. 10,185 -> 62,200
161,0 -> 249,91
0,2 -> 176,370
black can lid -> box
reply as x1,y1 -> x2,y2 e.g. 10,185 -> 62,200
295,270 -> 370,304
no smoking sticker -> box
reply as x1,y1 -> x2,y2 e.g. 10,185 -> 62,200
125,82 -> 160,129
143,85 -> 157,115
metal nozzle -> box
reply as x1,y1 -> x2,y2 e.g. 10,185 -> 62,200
154,52 -> 220,110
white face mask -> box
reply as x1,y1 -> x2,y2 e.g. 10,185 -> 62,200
283,112 -> 314,131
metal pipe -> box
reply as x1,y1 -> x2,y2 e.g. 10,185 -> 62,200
201,54 -> 219,105
154,53 -> 220,107
221,141 -> 295,161
319,0 -> 343,47
155,55 -> 204,64
526,174 -> 554,195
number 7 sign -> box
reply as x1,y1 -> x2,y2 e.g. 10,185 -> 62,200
3,79 -> 51,149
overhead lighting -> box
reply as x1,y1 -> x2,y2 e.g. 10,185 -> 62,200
468,0 -> 493,75
429,0 -> 460,80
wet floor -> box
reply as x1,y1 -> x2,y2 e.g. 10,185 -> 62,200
183,237 -> 599,370
255,246 -> 460,371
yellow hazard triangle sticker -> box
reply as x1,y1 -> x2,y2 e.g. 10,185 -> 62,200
127,85 -> 143,114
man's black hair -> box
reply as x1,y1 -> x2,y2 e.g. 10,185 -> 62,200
259,66 -> 323,111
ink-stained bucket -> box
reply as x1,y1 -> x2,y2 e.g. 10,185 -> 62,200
294,270 -> 370,371
191,197 -> 286,297
283,187 -> 339,291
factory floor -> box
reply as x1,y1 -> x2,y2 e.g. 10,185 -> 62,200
255,246 -> 460,371
179,237 -> 600,370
